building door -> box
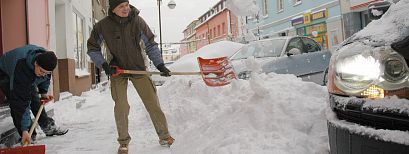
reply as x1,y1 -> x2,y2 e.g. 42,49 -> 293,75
1,0 -> 27,52
0,0 -> 27,106
27,0 -> 49,48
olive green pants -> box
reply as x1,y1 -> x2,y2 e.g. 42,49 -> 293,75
110,75 -> 170,144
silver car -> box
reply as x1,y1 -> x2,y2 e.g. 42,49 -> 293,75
230,36 -> 331,85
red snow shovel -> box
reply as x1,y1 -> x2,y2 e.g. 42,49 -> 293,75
0,98 -> 52,154
112,57 -> 236,86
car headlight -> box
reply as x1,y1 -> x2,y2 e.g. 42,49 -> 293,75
329,45 -> 409,98
335,54 -> 380,93
383,54 -> 407,82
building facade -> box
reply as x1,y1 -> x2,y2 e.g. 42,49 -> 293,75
195,0 -> 239,50
180,20 -> 199,56
161,45 -> 180,62
51,0 -> 93,96
246,0 -> 343,51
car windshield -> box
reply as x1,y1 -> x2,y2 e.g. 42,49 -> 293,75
230,39 -> 286,60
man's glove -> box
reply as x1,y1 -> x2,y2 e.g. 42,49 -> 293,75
102,62 -> 116,76
156,63 -> 171,77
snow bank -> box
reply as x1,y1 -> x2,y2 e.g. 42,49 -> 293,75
159,72 -> 329,154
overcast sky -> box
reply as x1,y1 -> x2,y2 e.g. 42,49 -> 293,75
129,0 -> 220,44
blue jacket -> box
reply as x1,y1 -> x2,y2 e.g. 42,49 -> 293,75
0,44 -> 52,132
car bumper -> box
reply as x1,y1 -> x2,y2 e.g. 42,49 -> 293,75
327,120 -> 409,154
329,93 -> 409,131
328,94 -> 409,153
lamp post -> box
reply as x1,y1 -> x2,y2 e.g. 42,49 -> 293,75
157,0 -> 176,55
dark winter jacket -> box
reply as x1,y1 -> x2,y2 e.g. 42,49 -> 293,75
0,44 -> 52,131
87,5 -> 164,71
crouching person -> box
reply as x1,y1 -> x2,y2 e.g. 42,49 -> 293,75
0,44 -> 68,144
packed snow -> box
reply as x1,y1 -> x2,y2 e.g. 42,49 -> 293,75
28,71 -> 330,154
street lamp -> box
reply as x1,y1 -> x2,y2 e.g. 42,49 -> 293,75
157,0 -> 176,54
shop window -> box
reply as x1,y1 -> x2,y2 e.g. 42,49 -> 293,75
297,27 -> 305,36
73,12 -> 88,75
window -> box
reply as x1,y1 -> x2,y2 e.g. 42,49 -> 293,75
73,12 -> 87,74
222,23 -> 226,34
293,0 -> 302,6
302,37 -> 321,52
213,27 -> 216,37
277,0 -> 284,12
209,29 -> 212,39
262,0 -> 268,16
286,38 -> 305,53
217,25 -> 220,36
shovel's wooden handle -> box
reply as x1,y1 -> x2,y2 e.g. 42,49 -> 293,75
23,104 -> 45,146
28,105 -> 44,137
123,70 -> 202,75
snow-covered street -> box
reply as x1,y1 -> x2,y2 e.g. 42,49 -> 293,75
34,73 -> 330,154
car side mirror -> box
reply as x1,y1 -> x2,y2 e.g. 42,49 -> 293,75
287,48 -> 301,56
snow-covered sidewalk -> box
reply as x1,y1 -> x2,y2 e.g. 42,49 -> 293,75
27,73 -> 330,153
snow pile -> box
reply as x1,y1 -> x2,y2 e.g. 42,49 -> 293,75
159,72 -> 329,153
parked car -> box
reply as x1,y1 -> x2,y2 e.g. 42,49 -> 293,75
326,1 -> 409,153
230,36 -> 331,85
